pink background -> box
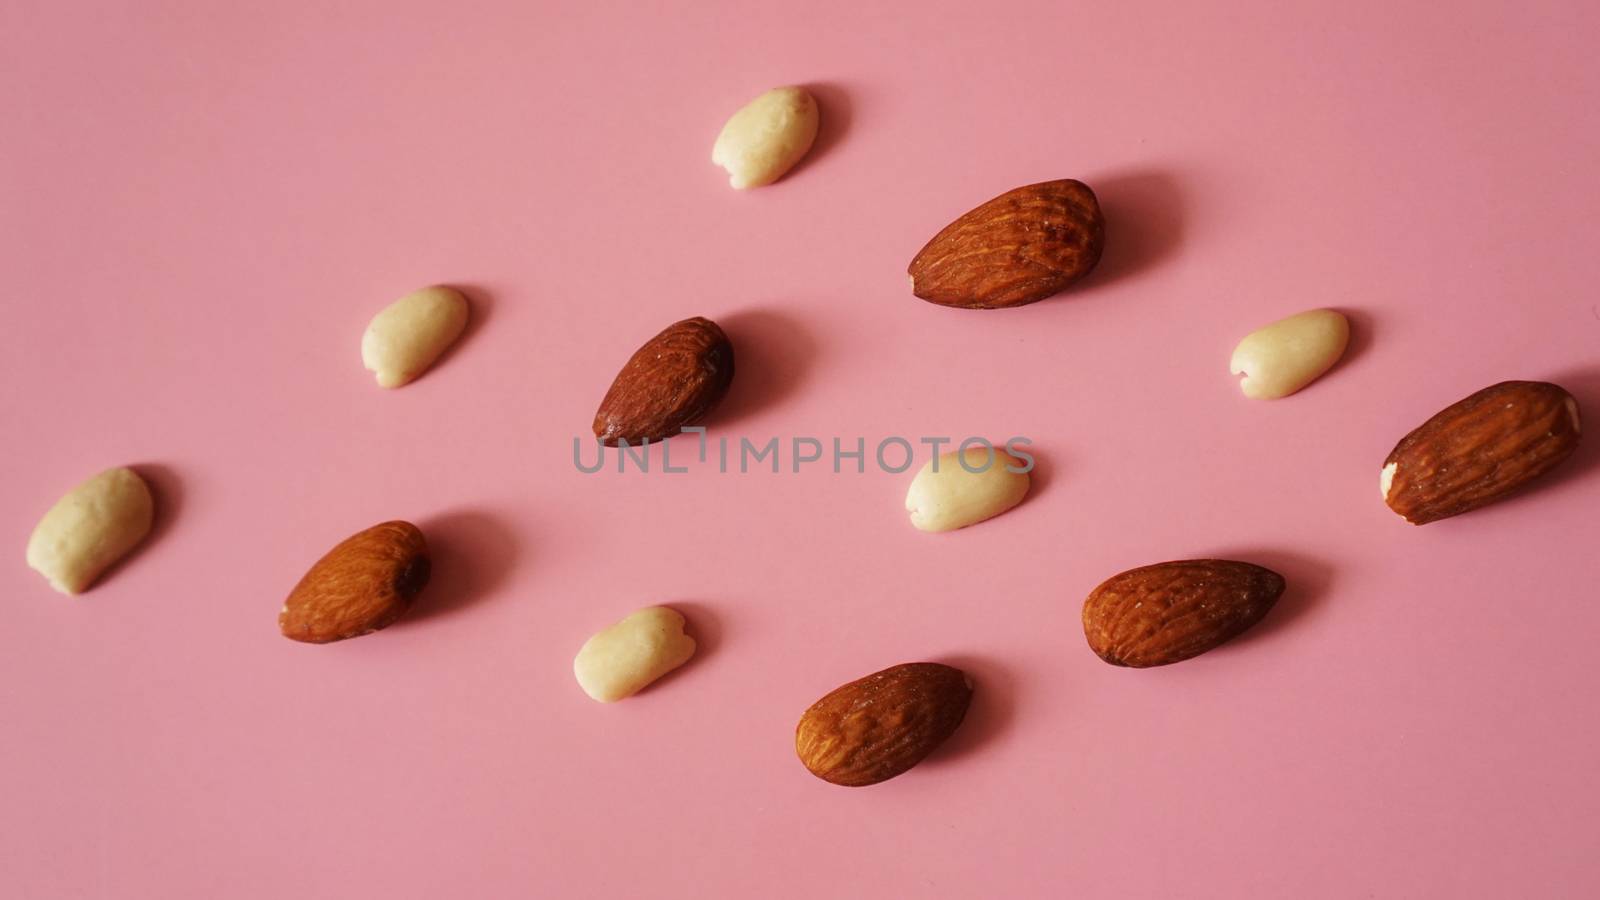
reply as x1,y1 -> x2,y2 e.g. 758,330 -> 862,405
4,1 -> 1599,897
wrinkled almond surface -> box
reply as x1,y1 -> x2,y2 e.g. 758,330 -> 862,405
573,606 -> 697,703
279,521 -> 430,643
592,317 -> 734,445
26,467 -> 154,594
795,662 -> 972,787
908,179 -> 1105,309
1229,308 -> 1349,399
1383,380 -> 1581,524
1082,559 -> 1285,667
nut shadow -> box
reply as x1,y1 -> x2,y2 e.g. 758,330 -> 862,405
1326,306 -> 1376,377
1206,548 -> 1334,650
919,654 -> 1016,768
130,462 -> 183,551
707,309 -> 819,427
784,82 -> 853,182
91,462 -> 184,590
1020,445 -> 1058,507
639,601 -> 721,695
1081,168 -> 1186,289
404,509 -> 519,623
421,282 -> 494,383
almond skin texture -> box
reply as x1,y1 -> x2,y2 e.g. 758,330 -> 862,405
1082,560 -> 1286,668
1383,381 -> 1581,525
795,662 -> 972,787
593,317 -> 734,446
908,179 -> 1105,309
279,521 -> 430,644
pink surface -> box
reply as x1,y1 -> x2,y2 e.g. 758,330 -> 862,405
3,2 -> 1599,897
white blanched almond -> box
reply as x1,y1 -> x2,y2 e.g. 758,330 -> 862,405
361,286 -> 469,388
574,606 -> 697,703
711,86 -> 819,190
905,446 -> 1031,533
1229,308 -> 1350,399
26,467 -> 154,594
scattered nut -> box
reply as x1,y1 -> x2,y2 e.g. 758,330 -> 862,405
573,606 -> 697,703
26,467 -> 154,594
795,662 -> 973,786
279,521 -> 430,643
593,316 -> 735,445
1229,308 -> 1350,399
1382,380 -> 1581,524
908,179 -> 1105,309
1082,559 -> 1286,667
711,86 -> 819,189
904,446 -> 1030,532
361,286 -> 469,388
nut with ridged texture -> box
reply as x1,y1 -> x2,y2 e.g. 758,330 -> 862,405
908,179 -> 1105,309
1082,559 -> 1285,667
795,662 -> 973,786
592,317 -> 734,446
1382,381 -> 1581,524
279,521 -> 430,643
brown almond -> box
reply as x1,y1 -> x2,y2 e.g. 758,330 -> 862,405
279,521 -> 430,644
592,317 -> 734,446
1382,381 -> 1581,525
795,662 -> 972,787
1082,560 -> 1285,668
908,179 -> 1105,309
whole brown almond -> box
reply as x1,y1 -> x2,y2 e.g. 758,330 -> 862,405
1382,381 -> 1581,525
1083,560 -> 1285,668
592,316 -> 734,445
279,521 -> 430,644
795,662 -> 972,787
908,179 -> 1105,309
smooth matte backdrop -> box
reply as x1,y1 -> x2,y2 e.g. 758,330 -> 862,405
3,1 -> 1598,897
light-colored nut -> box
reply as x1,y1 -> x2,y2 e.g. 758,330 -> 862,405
573,606 -> 697,703
904,446 -> 1030,533
26,467 -> 154,594
1229,308 -> 1350,399
361,286 -> 469,388
1380,461 -> 1397,500
711,86 -> 819,190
